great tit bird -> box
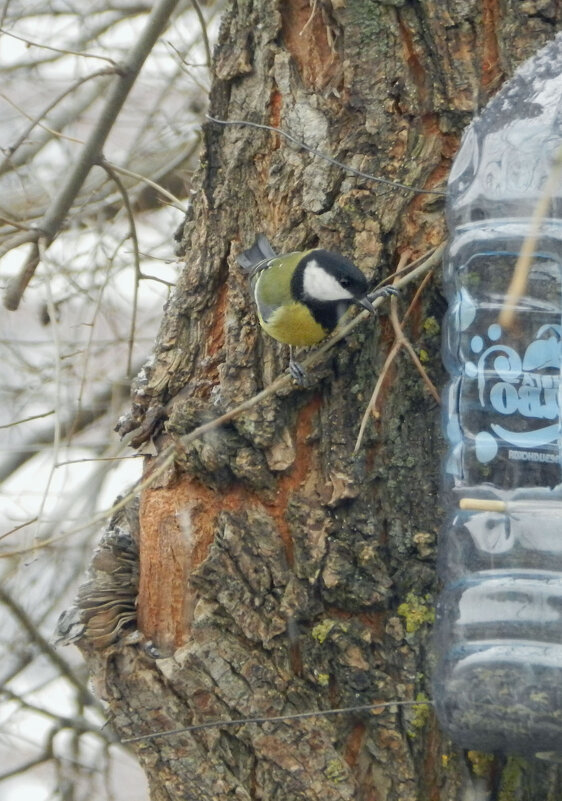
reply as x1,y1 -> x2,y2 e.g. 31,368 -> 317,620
237,234 -> 396,382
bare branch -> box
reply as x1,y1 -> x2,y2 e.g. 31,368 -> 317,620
0,686 -> 114,742
389,284 -> 440,404
0,409 -> 55,429
105,159 -> 187,212
0,0 -> 10,30
0,70 -> 115,177
191,0 -> 212,69
0,27 -> 118,65
0,518 -> 38,542
3,239 -> 40,310
354,247 -> 444,453
2,0 -> 182,310
0,373 -> 131,484
0,77 -> 112,175
0,228 -> 37,259
0,753 -> 52,782
99,158 -> 141,377
0,586 -> 97,706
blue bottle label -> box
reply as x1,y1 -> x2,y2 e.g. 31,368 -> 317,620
468,321 -> 560,463
444,249 -> 562,487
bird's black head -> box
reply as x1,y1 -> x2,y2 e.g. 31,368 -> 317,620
291,249 -> 371,332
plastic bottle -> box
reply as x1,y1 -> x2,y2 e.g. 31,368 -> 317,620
433,35 -> 562,757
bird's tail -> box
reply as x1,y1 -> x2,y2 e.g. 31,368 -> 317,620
237,234 -> 277,272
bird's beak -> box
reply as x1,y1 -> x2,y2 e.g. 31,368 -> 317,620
355,296 -> 376,315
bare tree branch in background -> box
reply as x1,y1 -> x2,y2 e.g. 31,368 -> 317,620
0,370 -> 133,484
0,70 -> 115,177
4,0 -> 181,311
0,586 -> 96,704
0,1 -> 222,798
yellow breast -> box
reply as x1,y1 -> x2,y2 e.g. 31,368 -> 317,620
259,302 -> 328,346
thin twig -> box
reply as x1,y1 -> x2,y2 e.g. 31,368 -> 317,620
0,754 -> 52,782
0,249 -> 443,557
0,0 -> 10,30
0,214 -> 32,231
0,68 -> 114,175
0,369 -> 133,484
499,143 -> 562,328
0,652 -> 34,688
191,0 -> 212,69
73,235 -> 123,427
0,517 -> 38,542
207,115 -> 447,197
389,273 -> 440,403
0,449 -> 176,558
0,93 -> 82,145
31,240 -> 64,545
55,454 -> 143,467
354,339 -> 402,455
99,159 -> 140,378
354,250 -> 442,453
354,251 -> 411,452
0,410 -> 55,429
0,27 -> 117,65
104,160 -> 187,212
3,238 -> 39,310
166,40 -> 211,94
122,697 -> 433,744
1,78 -> 112,175
2,0 -> 181,311
0,586 -> 97,706
0,687 -> 114,741
9,446 -> 120,553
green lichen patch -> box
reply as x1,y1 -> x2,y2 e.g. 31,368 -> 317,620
397,592 -> 435,633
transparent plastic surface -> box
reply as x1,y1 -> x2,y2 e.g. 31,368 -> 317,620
433,34 -> 562,756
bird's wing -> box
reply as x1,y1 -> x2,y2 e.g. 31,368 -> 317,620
253,251 -> 303,323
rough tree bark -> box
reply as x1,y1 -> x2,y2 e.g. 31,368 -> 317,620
66,2 -> 562,800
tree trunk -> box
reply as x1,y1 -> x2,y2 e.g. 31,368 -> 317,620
70,2 -> 562,799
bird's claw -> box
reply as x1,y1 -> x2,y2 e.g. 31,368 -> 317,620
369,286 -> 399,302
289,358 -> 308,386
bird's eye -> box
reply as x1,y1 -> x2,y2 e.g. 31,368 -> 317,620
340,277 -> 351,288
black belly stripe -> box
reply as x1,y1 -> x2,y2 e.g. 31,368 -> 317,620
307,299 -> 350,333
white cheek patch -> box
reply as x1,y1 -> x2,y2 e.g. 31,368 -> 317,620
302,260 -> 354,302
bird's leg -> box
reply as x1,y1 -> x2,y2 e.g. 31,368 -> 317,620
368,286 -> 400,304
288,346 -> 307,386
